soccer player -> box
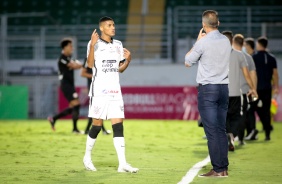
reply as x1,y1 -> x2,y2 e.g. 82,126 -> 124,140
252,37 -> 279,141
80,58 -> 111,135
243,38 -> 255,56
243,37 -> 258,140
222,31 -> 257,151
83,16 -> 138,173
232,34 -> 257,145
48,38 -> 83,134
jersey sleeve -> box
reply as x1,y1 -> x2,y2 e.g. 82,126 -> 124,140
239,52 -> 248,68
59,56 -> 69,66
86,41 -> 90,58
248,56 -> 256,71
119,42 -> 126,63
272,57 -> 277,69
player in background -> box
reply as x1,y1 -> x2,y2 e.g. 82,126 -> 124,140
222,31 -> 257,151
83,17 -> 138,173
243,38 -> 256,56
232,34 -> 257,145
48,38 -> 83,134
80,58 -> 111,135
243,38 -> 259,140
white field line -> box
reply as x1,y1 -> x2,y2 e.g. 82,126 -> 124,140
177,155 -> 210,184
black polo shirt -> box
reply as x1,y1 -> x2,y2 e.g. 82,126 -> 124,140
253,51 -> 277,90
58,53 -> 74,86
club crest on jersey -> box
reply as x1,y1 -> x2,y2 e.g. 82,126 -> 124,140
116,46 -> 121,54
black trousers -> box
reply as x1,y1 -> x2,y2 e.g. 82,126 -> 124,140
238,94 -> 248,141
245,101 -> 257,135
255,89 -> 272,137
226,96 -> 242,137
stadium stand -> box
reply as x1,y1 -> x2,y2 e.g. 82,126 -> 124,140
1,0 -> 282,118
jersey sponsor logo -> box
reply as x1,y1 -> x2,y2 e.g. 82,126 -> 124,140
101,60 -> 118,73
102,89 -> 119,94
102,68 -> 119,73
102,60 -> 117,63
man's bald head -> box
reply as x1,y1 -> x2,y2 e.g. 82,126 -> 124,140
202,10 -> 219,29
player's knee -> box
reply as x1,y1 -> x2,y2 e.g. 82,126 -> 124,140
89,125 -> 102,139
70,99 -> 80,107
112,122 -> 124,137
92,119 -> 103,126
72,105 -> 80,120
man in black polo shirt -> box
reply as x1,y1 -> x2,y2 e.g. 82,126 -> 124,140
80,58 -> 111,135
48,38 -> 83,133
252,37 -> 279,141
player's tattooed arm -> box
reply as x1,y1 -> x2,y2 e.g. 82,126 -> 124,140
119,48 -> 131,73
87,29 -> 99,68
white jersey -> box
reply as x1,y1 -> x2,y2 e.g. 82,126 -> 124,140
87,38 -> 125,97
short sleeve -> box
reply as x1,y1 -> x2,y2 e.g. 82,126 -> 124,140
239,52 -> 248,68
59,56 -> 69,66
86,41 -> 90,58
119,42 -> 125,62
272,57 -> 277,69
86,41 -> 98,58
248,56 -> 256,71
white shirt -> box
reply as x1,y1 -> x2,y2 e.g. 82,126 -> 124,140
87,38 -> 125,97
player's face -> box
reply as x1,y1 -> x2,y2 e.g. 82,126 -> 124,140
64,43 -> 73,56
100,20 -> 115,37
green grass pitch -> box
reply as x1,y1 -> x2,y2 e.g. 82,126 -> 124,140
0,120 -> 282,184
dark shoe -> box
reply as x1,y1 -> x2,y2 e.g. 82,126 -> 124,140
265,137 -> 271,141
250,129 -> 258,140
270,125 -> 274,131
198,169 -> 228,178
238,140 -> 246,146
228,134 -> 235,152
245,129 -> 258,140
47,117 -> 56,131
72,129 -> 84,134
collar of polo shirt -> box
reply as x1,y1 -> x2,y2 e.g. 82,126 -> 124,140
99,37 -> 113,44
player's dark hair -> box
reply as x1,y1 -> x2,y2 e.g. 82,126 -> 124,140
257,36 -> 268,48
99,16 -> 114,25
202,10 -> 219,28
244,38 -> 255,50
60,38 -> 72,49
222,31 -> 233,45
233,34 -> 244,47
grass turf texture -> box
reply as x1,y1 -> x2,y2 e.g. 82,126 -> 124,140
0,120 -> 282,184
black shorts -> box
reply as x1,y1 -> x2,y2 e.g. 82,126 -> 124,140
61,82 -> 78,102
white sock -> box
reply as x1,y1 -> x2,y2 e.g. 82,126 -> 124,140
84,135 -> 96,159
113,137 -> 127,166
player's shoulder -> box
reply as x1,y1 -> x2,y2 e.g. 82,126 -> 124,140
113,39 -> 123,45
58,54 -> 68,64
243,52 -> 253,60
267,52 -> 276,60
